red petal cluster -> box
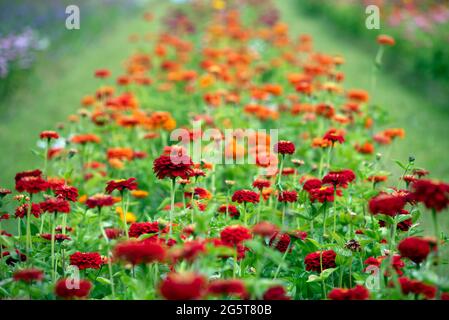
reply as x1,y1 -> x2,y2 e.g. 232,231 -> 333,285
232,189 -> 260,204
69,252 -> 103,270
220,225 -> 252,246
328,285 -> 370,300
411,179 -> 449,212
304,250 -> 337,272
398,237 -> 431,264
105,178 -> 138,194
274,140 -> 295,155
55,278 -> 92,299
159,272 -> 206,300
114,240 -> 166,265
153,154 -> 193,180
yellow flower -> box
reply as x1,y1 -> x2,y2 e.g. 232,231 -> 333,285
212,0 -> 225,10
116,207 -> 137,223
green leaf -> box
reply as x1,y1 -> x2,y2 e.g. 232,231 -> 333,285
304,238 -> 321,250
96,277 -> 111,285
395,214 -> 411,223
393,159 -> 407,170
306,275 -> 320,283
320,267 -> 338,280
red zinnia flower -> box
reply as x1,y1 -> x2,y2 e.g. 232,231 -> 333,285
328,285 -> 370,300
184,187 -> 212,200
55,278 -> 92,299
94,69 -> 111,78
15,176 -> 48,194
398,237 -> 431,264
15,203 -> 42,218
159,272 -> 206,300
2,249 -> 27,265
289,229 -> 308,240
0,213 -> 10,220
274,140 -> 295,155
15,169 -> 42,182
278,190 -> 298,203
269,232 -> 291,252
232,189 -> 260,204
309,185 -> 341,203
153,154 -> 193,180
398,277 -> 436,300
322,169 -> 355,188
368,193 -> 406,216
55,185 -> 79,202
86,194 -> 114,209
129,221 -> 159,238
411,179 -> 449,212
104,228 -> 123,240
114,240 -> 166,265
252,178 -> 271,190
220,225 -> 252,246
252,221 -> 279,237
13,268 -> 44,283
41,233 -> 71,242
218,204 -> 240,218
40,130 -> 59,140
39,198 -> 71,214
303,178 -> 322,191
69,252 -> 103,270
105,178 -> 138,194
172,240 -> 207,262
263,285 -> 291,300
304,250 -> 337,272
208,279 -> 247,299
323,129 -> 345,145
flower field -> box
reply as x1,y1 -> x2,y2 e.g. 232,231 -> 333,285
0,0 -> 448,300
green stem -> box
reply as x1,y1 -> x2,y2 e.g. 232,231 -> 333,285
121,191 -> 130,239
108,255 -> 116,299
332,188 -> 337,235
51,213 -> 57,282
25,194 -> 33,254
323,202 -> 328,239
277,155 -> 284,188
273,244 -> 290,279
169,178 -> 176,238
432,209 -> 440,268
